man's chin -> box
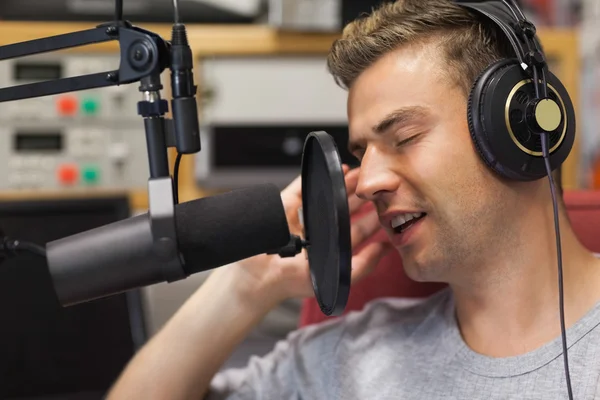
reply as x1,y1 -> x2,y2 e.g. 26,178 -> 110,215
403,265 -> 429,282
401,257 -> 445,283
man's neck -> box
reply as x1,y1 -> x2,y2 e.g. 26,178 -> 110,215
451,205 -> 600,358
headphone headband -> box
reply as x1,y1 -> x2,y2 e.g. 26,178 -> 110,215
457,0 -> 548,98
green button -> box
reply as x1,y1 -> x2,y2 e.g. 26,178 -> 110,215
82,98 -> 99,115
82,166 -> 100,184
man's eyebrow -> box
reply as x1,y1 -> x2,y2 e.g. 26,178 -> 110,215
372,106 -> 431,134
348,106 -> 431,154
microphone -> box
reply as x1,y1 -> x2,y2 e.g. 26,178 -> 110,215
46,184 -> 290,306
40,132 -> 352,317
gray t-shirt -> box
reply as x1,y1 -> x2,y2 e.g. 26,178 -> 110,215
206,288 -> 600,399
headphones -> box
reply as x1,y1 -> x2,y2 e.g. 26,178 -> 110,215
453,3 -> 575,398
457,0 -> 576,181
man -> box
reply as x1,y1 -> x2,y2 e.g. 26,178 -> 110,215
108,0 -> 600,398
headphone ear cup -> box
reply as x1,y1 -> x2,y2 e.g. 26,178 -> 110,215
468,59 -> 531,180
467,58 -> 576,181
467,60 -> 510,177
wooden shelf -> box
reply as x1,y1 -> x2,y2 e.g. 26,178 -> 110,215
0,21 -> 340,56
0,21 -> 571,56
0,188 -> 149,210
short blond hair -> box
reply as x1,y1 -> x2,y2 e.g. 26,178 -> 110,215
327,0 -> 515,96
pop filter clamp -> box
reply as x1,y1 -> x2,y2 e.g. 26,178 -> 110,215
0,1 -> 200,283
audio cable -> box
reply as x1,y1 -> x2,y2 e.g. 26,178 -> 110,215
115,0 -> 123,22
1,234 -> 47,263
170,0 -> 199,206
173,0 -> 180,24
540,131 -> 573,400
506,0 -> 573,394
171,0 -> 184,206
174,152 -> 183,205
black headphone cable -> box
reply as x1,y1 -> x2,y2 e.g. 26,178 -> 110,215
540,132 -> 574,400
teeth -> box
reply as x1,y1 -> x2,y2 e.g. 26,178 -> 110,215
391,212 -> 424,229
391,215 -> 406,229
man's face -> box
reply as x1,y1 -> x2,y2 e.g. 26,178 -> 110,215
347,42 -> 519,284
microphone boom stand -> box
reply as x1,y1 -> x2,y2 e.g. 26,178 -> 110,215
0,19 -> 190,282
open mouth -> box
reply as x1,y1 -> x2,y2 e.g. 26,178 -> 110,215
391,212 -> 427,234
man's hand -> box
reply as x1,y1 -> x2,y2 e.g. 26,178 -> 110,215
231,165 -> 394,308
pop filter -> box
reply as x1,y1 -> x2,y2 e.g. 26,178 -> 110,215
301,131 -> 352,316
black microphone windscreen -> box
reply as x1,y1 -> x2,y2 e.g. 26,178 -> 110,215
175,184 -> 290,274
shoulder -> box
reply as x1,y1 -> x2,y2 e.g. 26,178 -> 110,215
206,290 -> 452,399
345,288 -> 451,328
292,288 -> 452,351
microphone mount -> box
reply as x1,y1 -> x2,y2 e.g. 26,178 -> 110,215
268,235 -> 309,258
0,17 -> 195,282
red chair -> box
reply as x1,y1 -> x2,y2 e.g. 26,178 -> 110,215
299,190 -> 600,327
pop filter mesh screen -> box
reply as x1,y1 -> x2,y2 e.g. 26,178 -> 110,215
302,132 -> 351,316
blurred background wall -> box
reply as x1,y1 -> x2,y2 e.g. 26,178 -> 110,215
0,0 -> 595,398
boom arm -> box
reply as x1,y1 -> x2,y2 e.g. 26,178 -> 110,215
0,14 -> 200,285
0,21 -> 170,103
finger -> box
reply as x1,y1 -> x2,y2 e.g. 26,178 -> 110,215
344,167 -> 368,214
344,167 -> 361,195
348,193 -> 368,215
351,241 -> 394,284
282,174 -> 302,201
350,210 -> 382,248
342,164 -> 350,175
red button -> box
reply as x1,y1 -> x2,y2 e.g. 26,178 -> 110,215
57,96 -> 78,116
57,164 -> 78,185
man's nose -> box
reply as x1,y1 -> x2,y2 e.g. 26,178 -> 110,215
355,148 -> 401,201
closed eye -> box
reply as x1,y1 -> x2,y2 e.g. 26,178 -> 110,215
395,133 -> 422,148
351,133 -> 422,160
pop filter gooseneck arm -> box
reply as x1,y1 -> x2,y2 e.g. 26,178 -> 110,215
0,0 -> 198,283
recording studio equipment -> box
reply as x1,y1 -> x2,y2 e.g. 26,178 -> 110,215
340,0 -> 389,27
268,0 -> 392,32
0,196 -> 146,400
197,56 -> 358,189
0,55 -> 149,121
0,1 -> 202,302
0,0 -> 261,23
0,0 -> 354,333
0,124 -> 150,191
197,124 -> 359,190
268,0 -> 342,32
0,55 -> 152,191
458,0 -> 575,398
46,184 -> 291,306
